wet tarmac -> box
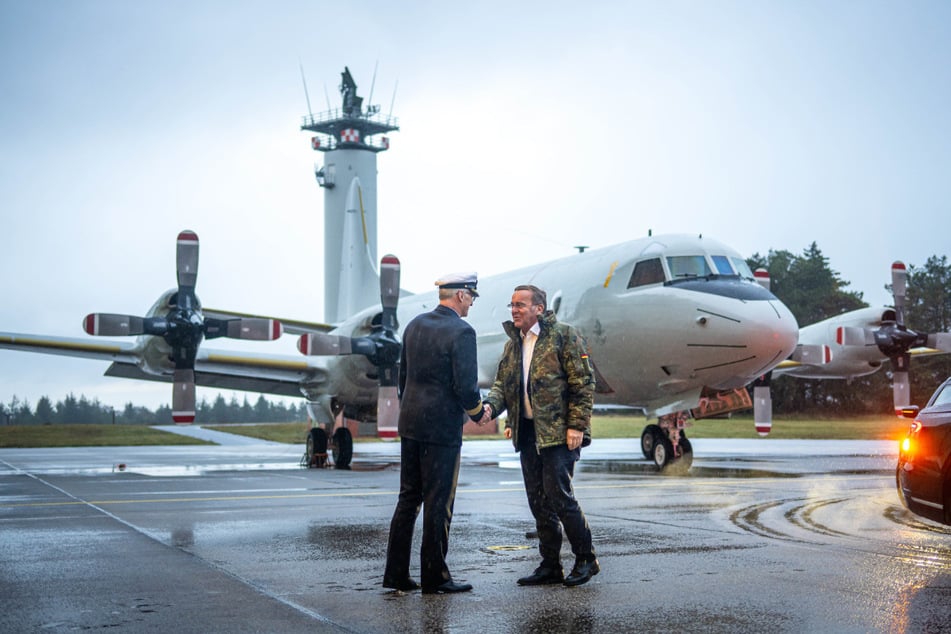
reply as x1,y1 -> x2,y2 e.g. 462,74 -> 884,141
2,432 -> 950,633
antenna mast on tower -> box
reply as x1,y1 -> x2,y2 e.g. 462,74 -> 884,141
301,67 -> 401,323
301,65 -> 400,162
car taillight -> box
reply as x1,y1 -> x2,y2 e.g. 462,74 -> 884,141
901,421 -> 923,457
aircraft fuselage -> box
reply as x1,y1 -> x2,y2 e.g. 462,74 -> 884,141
324,234 -> 800,418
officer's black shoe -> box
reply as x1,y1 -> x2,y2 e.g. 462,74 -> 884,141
564,558 -> 600,587
382,577 -> 420,592
422,580 -> 473,594
517,566 -> 565,586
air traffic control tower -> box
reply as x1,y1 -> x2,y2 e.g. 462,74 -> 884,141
301,66 -> 399,323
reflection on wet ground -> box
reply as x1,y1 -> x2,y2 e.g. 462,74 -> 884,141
4,439 -> 951,633
578,460 -> 802,479
7,457 -> 889,480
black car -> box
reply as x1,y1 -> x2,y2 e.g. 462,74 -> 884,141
897,377 -> 951,526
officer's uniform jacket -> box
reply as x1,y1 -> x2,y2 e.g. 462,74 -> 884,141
484,311 -> 595,451
397,304 -> 484,447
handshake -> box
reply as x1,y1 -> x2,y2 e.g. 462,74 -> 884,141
475,403 -> 494,426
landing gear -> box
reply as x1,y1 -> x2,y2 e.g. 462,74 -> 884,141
650,432 -> 674,468
641,413 -> 694,474
672,436 -> 693,475
332,427 -> 353,469
641,424 -> 662,459
304,426 -> 354,469
306,427 -> 328,468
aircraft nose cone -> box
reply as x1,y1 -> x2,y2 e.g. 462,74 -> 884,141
760,299 -> 799,368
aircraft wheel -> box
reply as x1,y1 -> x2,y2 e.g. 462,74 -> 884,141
651,434 -> 673,470
641,425 -> 662,459
663,436 -> 694,475
306,427 -> 329,468
332,427 -> 353,470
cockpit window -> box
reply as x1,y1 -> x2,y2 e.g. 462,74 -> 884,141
731,257 -> 754,279
711,255 -> 734,275
667,255 -> 711,279
628,258 -> 665,288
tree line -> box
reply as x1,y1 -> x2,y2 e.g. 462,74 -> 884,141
0,392 -> 308,426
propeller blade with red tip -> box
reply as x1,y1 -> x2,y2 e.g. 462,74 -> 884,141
172,369 -> 196,424
833,260 -> 951,415
891,261 -> 907,326
176,231 -> 199,291
380,254 -> 400,331
752,374 -> 772,436
298,333 -> 353,355
83,313 -> 146,337
789,344 -> 832,365
204,318 -> 283,341
890,352 -> 911,414
297,255 -> 403,439
836,326 -> 875,347
377,385 -> 400,439
82,230 -> 286,424
375,254 -> 403,437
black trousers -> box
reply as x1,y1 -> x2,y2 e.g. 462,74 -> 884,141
519,425 -> 595,568
384,438 -> 461,587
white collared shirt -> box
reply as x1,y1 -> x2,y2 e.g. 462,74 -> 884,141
521,321 -> 540,420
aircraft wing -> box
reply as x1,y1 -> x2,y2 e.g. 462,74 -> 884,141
775,345 -> 946,375
203,308 -> 336,336
0,332 -> 141,363
105,348 -> 322,398
0,330 -> 325,400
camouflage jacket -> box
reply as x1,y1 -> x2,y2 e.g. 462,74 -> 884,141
484,311 -> 595,451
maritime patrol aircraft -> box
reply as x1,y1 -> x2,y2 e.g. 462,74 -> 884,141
0,220 -> 803,472
4,66 -> 947,472
3,224 -> 948,473
773,261 -> 951,415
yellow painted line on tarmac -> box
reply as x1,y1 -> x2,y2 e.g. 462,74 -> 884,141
3,489 -> 401,508
2,478 -> 734,509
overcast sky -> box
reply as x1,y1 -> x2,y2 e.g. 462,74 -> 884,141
1,0 -> 949,411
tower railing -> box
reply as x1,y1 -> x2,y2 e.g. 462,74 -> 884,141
301,108 -> 400,130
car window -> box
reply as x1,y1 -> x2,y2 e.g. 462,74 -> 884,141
930,382 -> 951,407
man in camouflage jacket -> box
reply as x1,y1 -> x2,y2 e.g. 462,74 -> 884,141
483,284 -> 600,587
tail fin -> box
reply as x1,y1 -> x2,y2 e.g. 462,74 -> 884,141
335,177 -> 381,320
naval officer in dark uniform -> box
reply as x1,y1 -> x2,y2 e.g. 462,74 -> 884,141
383,272 -> 488,594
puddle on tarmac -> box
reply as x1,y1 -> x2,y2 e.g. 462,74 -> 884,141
577,460 -> 801,479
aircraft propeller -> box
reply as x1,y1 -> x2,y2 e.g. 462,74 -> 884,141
836,261 -> 951,414
82,230 -> 283,423
297,254 -> 402,437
